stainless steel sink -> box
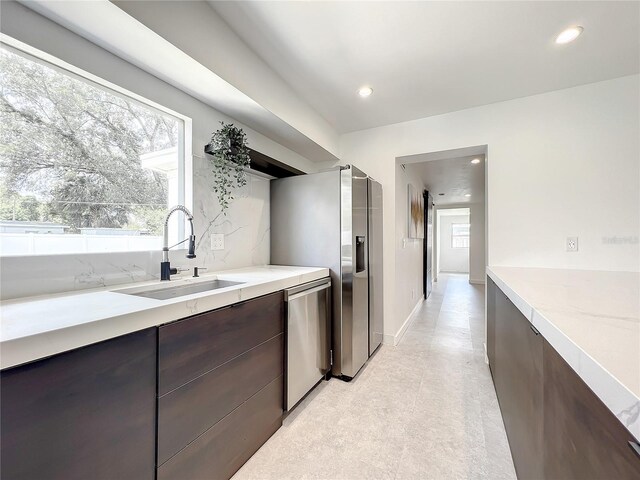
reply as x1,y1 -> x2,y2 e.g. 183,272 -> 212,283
119,279 -> 244,300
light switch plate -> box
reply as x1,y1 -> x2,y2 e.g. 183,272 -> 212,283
211,233 -> 224,251
566,236 -> 578,252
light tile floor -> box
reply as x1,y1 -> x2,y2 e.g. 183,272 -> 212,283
233,274 -> 517,480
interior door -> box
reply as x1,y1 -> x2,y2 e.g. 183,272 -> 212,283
424,191 -> 433,298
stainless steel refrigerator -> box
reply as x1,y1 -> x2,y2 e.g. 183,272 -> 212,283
271,165 -> 383,380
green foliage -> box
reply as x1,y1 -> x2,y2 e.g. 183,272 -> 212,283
0,47 -> 177,235
124,205 -> 166,235
0,186 -> 51,222
48,173 -> 129,232
206,122 -> 250,213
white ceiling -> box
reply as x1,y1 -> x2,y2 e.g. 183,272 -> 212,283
211,1 -> 640,133
405,155 -> 485,206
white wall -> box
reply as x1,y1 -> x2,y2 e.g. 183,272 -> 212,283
390,163 -> 426,343
439,214 -> 470,273
468,202 -> 486,284
340,75 -> 639,340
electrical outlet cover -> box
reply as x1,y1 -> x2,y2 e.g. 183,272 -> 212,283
211,233 -> 224,251
566,236 -> 579,252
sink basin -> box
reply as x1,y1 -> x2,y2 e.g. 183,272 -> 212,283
119,279 -> 244,300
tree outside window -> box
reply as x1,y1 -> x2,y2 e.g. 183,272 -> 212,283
0,46 -> 184,255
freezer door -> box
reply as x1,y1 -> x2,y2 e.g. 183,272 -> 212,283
368,179 -> 383,355
339,166 -> 370,379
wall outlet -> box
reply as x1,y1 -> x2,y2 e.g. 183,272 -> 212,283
211,233 -> 224,251
566,236 -> 579,252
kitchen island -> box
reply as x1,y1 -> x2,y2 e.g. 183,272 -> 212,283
487,266 -> 640,479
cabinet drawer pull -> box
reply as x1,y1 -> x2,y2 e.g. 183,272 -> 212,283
629,441 -> 640,459
530,325 -> 540,335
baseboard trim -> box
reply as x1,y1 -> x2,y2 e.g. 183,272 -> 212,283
383,297 -> 425,346
382,334 -> 395,345
469,278 -> 486,285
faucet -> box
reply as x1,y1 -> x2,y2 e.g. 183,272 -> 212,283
161,205 -> 196,281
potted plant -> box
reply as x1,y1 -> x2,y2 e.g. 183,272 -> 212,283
204,122 -> 251,212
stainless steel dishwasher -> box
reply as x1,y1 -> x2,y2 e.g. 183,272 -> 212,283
285,277 -> 331,411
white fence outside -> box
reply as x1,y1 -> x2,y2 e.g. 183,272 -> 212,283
0,233 -> 162,256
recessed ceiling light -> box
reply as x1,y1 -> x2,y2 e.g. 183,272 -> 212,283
555,26 -> 583,44
358,86 -> 373,97
464,193 -> 471,197
471,158 -> 481,164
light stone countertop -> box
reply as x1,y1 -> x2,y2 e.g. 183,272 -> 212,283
0,265 -> 329,370
487,266 -> 640,440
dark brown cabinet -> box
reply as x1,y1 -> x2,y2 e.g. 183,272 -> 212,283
487,277 -> 640,480
158,333 -> 284,464
159,291 -> 284,395
492,284 -> 544,480
543,342 -> 640,479
158,375 -> 284,480
486,277 -> 497,368
0,328 -> 157,480
0,291 -> 286,480
157,291 -> 285,479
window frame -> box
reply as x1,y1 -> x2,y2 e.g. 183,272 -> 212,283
451,222 -> 470,249
0,35 -> 194,257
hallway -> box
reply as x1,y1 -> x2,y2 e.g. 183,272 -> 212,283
233,274 -> 517,480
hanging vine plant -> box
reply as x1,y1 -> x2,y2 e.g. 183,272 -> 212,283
204,122 -> 251,213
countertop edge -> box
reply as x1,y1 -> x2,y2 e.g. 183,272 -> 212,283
1,267 -> 329,370
486,267 -> 640,441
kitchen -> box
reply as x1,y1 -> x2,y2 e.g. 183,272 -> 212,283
0,1 -> 639,479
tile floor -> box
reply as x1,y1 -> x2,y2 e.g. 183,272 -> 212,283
233,274 -> 517,480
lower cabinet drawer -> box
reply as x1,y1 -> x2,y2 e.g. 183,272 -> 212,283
157,375 -> 284,480
158,334 -> 284,465
158,291 -> 284,395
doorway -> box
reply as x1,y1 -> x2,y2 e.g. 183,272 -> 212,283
398,146 -> 487,294
436,207 -> 471,277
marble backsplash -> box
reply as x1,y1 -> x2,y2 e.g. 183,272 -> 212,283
0,155 -> 270,300
191,156 -> 270,271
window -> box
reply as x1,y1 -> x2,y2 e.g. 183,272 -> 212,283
451,223 -> 470,248
0,44 -> 186,256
